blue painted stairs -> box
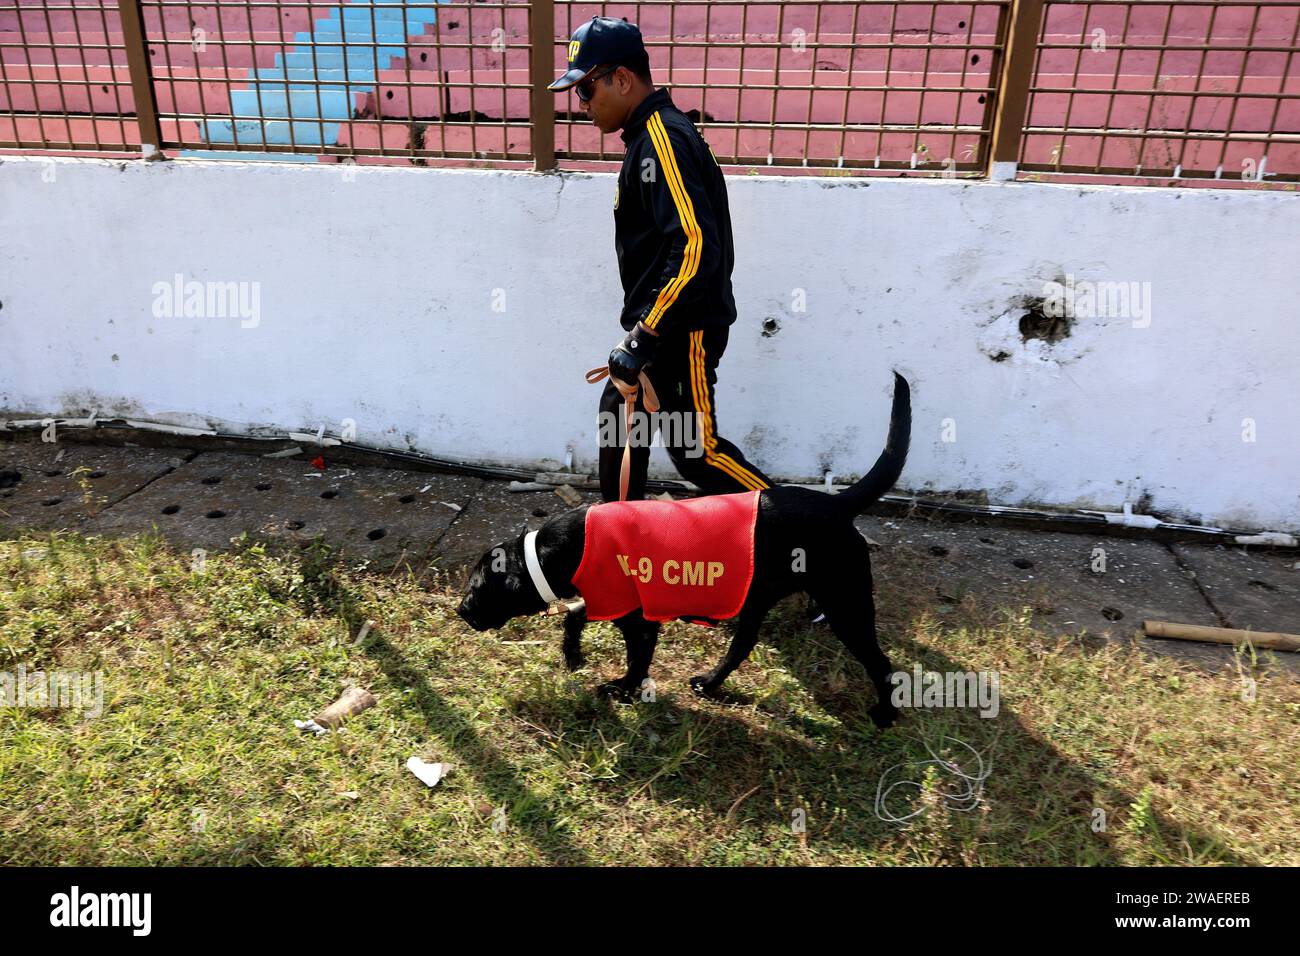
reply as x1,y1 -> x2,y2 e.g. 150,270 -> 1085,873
183,1 -> 442,161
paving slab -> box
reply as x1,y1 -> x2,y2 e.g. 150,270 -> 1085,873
853,513 -> 1300,672
431,478 -> 605,583
855,513 -> 1212,635
85,450 -> 481,566
4,439 -> 1297,674
0,442 -> 191,534
1171,543 -> 1300,635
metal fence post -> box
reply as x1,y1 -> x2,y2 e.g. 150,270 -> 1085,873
986,0 -> 1045,180
116,0 -> 164,159
529,0 -> 556,170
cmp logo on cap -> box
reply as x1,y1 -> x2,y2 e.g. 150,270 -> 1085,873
568,39 -> 580,63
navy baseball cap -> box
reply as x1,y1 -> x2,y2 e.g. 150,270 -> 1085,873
549,17 -> 645,92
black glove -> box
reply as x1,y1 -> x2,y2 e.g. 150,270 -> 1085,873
607,322 -> 658,387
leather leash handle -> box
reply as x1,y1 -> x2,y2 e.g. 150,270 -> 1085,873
586,366 -> 660,501
584,366 -> 660,411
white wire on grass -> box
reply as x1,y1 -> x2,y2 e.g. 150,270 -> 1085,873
874,734 -> 992,824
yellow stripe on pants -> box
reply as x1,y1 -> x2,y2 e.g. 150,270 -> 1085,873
688,331 -> 768,491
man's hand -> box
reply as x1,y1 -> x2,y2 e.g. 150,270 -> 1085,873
608,322 -> 658,386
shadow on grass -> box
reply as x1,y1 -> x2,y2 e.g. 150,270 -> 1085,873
360,628 -> 597,866
1,527 -> 1252,866
499,593 -> 1249,865
775,607 -> 1245,864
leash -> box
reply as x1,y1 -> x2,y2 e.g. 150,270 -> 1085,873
585,365 -> 660,502
525,364 -> 662,620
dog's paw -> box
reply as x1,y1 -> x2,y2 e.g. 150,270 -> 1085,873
868,702 -> 899,729
689,675 -> 716,697
595,680 -> 634,702
562,648 -> 586,672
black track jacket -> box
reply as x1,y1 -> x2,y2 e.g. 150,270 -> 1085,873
615,88 -> 737,335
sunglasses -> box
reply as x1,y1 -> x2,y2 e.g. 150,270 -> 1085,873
575,65 -> 619,102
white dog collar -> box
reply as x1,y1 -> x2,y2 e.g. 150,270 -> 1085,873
523,530 -> 560,604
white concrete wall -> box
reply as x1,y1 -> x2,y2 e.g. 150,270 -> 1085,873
2,155 -> 1298,530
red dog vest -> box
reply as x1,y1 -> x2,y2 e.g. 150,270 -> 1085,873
571,491 -> 761,623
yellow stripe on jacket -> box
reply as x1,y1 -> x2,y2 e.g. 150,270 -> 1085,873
643,113 -> 702,332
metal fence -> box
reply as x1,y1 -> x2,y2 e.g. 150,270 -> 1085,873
1021,0 -> 1300,181
2,0 -> 1297,184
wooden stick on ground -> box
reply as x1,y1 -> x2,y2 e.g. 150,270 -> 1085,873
1142,620 -> 1300,652
313,686 -> 377,728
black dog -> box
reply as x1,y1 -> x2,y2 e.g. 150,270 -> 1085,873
457,372 -> 911,727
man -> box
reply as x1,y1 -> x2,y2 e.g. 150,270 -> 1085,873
549,16 -> 773,503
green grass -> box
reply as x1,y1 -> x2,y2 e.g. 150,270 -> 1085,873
0,530 -> 1296,866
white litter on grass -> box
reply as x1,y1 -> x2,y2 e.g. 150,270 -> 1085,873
439,501 -> 462,511
419,484 -> 433,493
406,757 -> 451,788
294,719 -> 328,736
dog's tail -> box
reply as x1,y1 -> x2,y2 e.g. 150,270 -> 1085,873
831,370 -> 911,519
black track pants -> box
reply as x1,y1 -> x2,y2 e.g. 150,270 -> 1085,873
597,325 -> 773,502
